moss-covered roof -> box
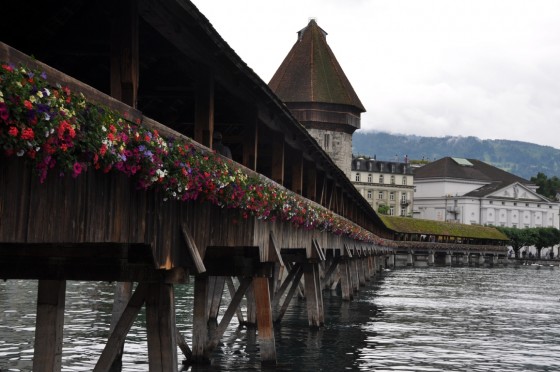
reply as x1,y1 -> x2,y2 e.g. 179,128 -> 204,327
380,216 -> 509,241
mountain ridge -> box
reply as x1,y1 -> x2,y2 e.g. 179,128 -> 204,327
352,130 -> 560,180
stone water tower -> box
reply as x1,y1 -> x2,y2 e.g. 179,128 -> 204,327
269,19 -> 365,177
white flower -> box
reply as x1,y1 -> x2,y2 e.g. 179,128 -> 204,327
16,149 -> 25,157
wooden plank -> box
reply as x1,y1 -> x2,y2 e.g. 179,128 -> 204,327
108,282 -> 133,372
303,263 -> 322,328
291,150 -> 303,194
321,256 -> 341,289
271,263 -> 302,310
339,260 -> 353,301
145,283 -> 178,372
271,133 -> 285,185
253,277 -> 277,366
33,280 -> 65,372
207,276 -> 225,322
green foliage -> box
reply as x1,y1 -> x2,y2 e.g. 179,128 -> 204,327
377,204 -> 390,215
530,172 -> 560,201
497,226 -> 560,258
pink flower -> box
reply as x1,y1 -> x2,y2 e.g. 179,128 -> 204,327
72,162 -> 83,178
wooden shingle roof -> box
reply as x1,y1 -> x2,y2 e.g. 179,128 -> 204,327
269,19 -> 365,112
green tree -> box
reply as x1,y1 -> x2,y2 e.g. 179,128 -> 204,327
497,227 -> 533,258
378,204 -> 390,215
531,227 -> 560,258
530,172 -> 560,201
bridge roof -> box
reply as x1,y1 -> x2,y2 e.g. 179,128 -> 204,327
380,216 -> 509,241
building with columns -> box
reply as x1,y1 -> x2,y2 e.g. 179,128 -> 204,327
269,19 -> 365,177
413,157 -> 560,228
351,155 -> 415,216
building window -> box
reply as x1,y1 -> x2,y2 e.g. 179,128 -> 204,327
401,193 -> 407,202
378,191 -> 384,199
389,206 -> 394,215
513,202 -> 517,206
501,201 -> 505,205
324,133 -> 331,150
390,192 -> 395,201
390,175 -> 395,184
526,203 -> 529,207
489,201 -> 493,204
355,173 -> 360,182
391,164 -> 395,172
379,175 -> 384,184
402,177 -> 407,185
367,190 -> 372,199
400,208 -> 406,216
367,174 -> 372,183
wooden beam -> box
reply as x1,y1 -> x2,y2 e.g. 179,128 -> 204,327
271,133 -> 285,185
108,281 -> 133,372
181,224 -> 206,274
304,161 -> 317,202
291,150 -> 303,195
194,68 -> 215,147
33,280 -> 66,372
207,276 -> 225,322
225,277 -> 245,324
176,328 -> 192,361
242,110 -> 258,170
275,265 -> 304,323
110,0 -> 139,107
94,283 -> 147,372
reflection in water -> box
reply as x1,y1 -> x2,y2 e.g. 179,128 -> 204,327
1,267 -> 559,371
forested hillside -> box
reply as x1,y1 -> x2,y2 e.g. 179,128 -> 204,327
353,131 -> 560,180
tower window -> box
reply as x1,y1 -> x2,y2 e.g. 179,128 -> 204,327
324,133 -> 331,150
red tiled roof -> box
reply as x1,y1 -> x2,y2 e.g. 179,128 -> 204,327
269,19 -> 365,112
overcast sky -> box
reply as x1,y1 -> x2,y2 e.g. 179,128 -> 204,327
192,0 -> 560,149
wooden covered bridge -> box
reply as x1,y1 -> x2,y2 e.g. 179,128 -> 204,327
0,0 -> 507,370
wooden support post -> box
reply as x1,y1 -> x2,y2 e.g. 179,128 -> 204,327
242,109 -> 258,170
304,160 -> 317,201
339,259 -> 352,301
94,283 -> 147,372
321,256 -> 341,290
275,265 -> 304,323
225,277 -> 245,324
266,231 -> 285,300
176,328 -> 192,361
271,133 -> 285,185
194,69 -> 215,148
191,276 -> 210,363
291,150 -> 303,195
253,277 -> 277,366
245,282 -> 258,327
108,282 -> 133,372
33,280 -> 66,372
207,276 -> 225,323
206,278 -> 251,354
145,283 -> 178,372
360,255 -> 368,285
110,0 -> 139,107
303,263 -> 323,328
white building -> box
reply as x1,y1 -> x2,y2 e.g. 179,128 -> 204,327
413,157 -> 560,228
351,155 -> 415,216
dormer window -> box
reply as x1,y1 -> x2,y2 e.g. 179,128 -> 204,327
379,175 -> 384,184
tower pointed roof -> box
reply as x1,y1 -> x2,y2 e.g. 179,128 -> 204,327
269,19 -> 365,112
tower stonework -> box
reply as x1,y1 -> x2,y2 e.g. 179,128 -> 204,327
269,19 -> 365,177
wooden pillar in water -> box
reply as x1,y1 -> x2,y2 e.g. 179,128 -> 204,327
253,277 -> 277,365
109,2 -> 138,369
207,276 -> 225,324
445,252 -> 452,266
387,252 -> 395,268
145,283 -> 178,372
191,276 -> 210,363
33,280 -> 66,372
463,252 -> 470,266
428,251 -> 435,266
407,250 -> 414,266
478,253 -> 486,266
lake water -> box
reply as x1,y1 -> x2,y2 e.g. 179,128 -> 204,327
1,266 -> 559,371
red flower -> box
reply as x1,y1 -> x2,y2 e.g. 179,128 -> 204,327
8,126 -> 18,137
2,64 -> 13,72
21,128 -> 34,140
24,100 -> 33,110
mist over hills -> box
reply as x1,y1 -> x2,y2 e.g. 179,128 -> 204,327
353,131 -> 560,180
